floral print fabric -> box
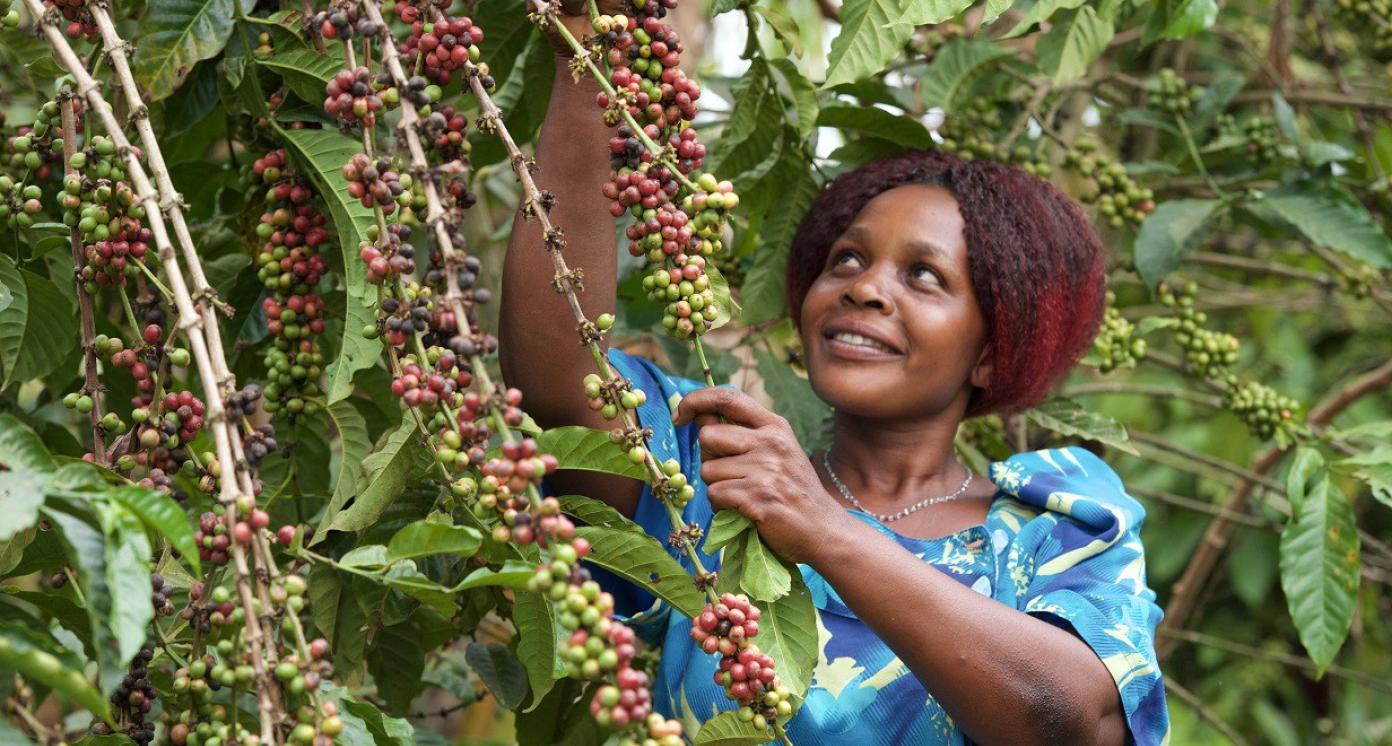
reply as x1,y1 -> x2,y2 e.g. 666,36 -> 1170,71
579,348 -> 1170,745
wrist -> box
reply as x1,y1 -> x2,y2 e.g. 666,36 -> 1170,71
802,504 -> 868,570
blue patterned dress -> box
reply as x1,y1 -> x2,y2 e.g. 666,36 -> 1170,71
583,348 -> 1170,745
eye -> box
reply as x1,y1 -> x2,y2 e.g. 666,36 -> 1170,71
911,264 -> 944,286
829,249 -> 861,269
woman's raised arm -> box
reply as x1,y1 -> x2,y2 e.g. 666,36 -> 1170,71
499,9 -> 644,516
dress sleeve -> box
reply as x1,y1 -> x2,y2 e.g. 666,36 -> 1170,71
540,347 -> 718,640
1013,451 -> 1170,746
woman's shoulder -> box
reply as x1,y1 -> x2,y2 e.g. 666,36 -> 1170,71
986,446 -> 1145,541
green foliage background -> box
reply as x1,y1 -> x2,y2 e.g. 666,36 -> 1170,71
0,0 -> 1390,743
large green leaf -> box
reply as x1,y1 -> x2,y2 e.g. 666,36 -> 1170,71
693,710 -> 772,745
557,494 -> 645,531
42,506 -> 125,697
339,694 -> 415,746
280,127 -> 381,403
513,590 -> 561,706
0,413 -> 54,475
386,520 -> 482,562
917,38 -> 1014,112
1133,198 -> 1226,288
889,0 -> 975,26
326,398 -> 372,508
707,58 -> 786,192
0,470 -> 45,543
1142,0 -> 1218,44
316,410 -> 430,538
308,564 -> 369,676
367,619 -> 424,714
1279,469 -> 1360,675
572,525 -> 705,619
134,0 -> 257,100
816,103 -> 934,149
755,348 -> 832,452
1022,397 -> 1139,456
109,486 -> 199,575
703,510 -> 754,554
1333,446 -> 1392,509
1246,182 -> 1392,269
1003,0 -> 1088,36
0,622 -> 113,726
737,529 -> 792,603
0,259 -> 78,388
466,642 -> 529,710
537,426 -> 646,480
99,504 -> 155,666
257,47 -> 342,105
758,570 -> 818,699
1035,6 -> 1114,83
768,59 -> 819,142
452,561 -> 536,592
824,0 -> 916,89
740,157 -> 818,325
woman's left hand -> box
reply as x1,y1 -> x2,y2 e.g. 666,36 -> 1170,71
672,387 -> 847,565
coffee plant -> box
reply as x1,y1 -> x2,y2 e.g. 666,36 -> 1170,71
0,0 -> 1389,743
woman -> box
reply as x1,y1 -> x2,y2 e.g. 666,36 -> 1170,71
502,10 -> 1169,744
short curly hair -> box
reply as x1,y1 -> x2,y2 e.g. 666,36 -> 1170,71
786,150 -> 1107,418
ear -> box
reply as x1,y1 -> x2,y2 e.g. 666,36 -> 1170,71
969,344 -> 993,390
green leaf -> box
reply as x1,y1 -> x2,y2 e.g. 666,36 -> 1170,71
537,426 -> 646,480
108,486 -> 199,575
466,641 -> 529,710
387,520 -> 482,562
452,561 -> 537,592
572,525 -> 706,619
317,410 -> 429,539
557,494 -> 645,531
823,0 -> 916,89
768,59 -> 819,142
703,510 -> 753,553
339,695 -> 415,746
983,0 -> 1015,21
759,570 -> 817,699
1142,0 -> 1218,44
258,46 -> 343,105
888,0 -> 975,27
693,710 -> 772,745
741,158 -> 818,325
1279,471 -> 1360,675
324,398 -> 372,516
1034,6 -> 1113,84
816,103 -> 933,149
0,259 -> 78,388
755,348 -> 833,452
1003,0 -> 1087,37
1285,446 -> 1326,516
754,5 -> 803,57
917,38 -> 1014,112
339,544 -> 391,569
134,0 -> 256,100
708,58 -> 786,191
1133,198 -> 1225,288
1271,92 -> 1300,146
367,619 -> 424,714
513,590 -> 560,705
1333,446 -> 1392,509
0,470 -> 45,543
309,565 -> 369,676
1245,182 -> 1392,269
738,531 -> 792,602
382,562 -> 457,616
99,503 -> 154,666
705,263 -> 740,331
0,622 -> 113,726
279,127 -> 381,403
43,507 -> 125,696
1022,397 -> 1139,456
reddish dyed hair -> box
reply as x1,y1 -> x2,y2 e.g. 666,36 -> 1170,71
786,150 -> 1107,418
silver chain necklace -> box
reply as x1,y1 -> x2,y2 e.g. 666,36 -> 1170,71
822,449 -> 974,523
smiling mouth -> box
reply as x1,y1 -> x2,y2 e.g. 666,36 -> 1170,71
824,331 -> 901,356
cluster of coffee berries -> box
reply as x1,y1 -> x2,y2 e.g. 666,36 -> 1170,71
422,104 -> 472,164
1241,117 -> 1280,165
166,658 -> 258,744
342,153 -> 407,212
1333,0 -> 1392,58
149,572 -> 176,616
360,225 -> 418,289
691,593 -> 792,730
936,99 -> 1008,163
63,136 -> 145,244
1158,281 -> 1241,379
0,176 -> 44,229
592,9 -> 701,132
1066,142 -> 1155,229
400,15 -> 484,86
194,512 -> 233,567
324,67 -> 386,127
311,5 -> 378,39
642,252 -> 722,338
1092,292 -> 1146,373
79,222 -> 151,289
46,0 -> 98,38
472,440 -> 560,541
582,368 -> 649,422
98,646 -> 157,745
391,354 -> 472,412
242,424 -> 280,467
252,150 -> 331,416
1223,380 -> 1301,441
1148,68 -> 1203,116
375,295 -> 432,347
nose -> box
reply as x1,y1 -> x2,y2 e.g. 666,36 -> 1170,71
842,268 -> 894,314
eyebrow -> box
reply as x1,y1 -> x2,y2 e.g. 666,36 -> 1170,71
841,226 -> 952,262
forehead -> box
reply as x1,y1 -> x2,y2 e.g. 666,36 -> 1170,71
843,184 -> 967,261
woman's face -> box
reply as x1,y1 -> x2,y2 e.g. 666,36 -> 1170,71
799,184 -> 991,422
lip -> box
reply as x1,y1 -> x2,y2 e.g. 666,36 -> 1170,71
820,319 -> 903,358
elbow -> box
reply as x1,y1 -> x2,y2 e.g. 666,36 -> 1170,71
1019,686 -> 1123,746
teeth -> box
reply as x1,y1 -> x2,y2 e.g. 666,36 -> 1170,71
832,332 -> 895,353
